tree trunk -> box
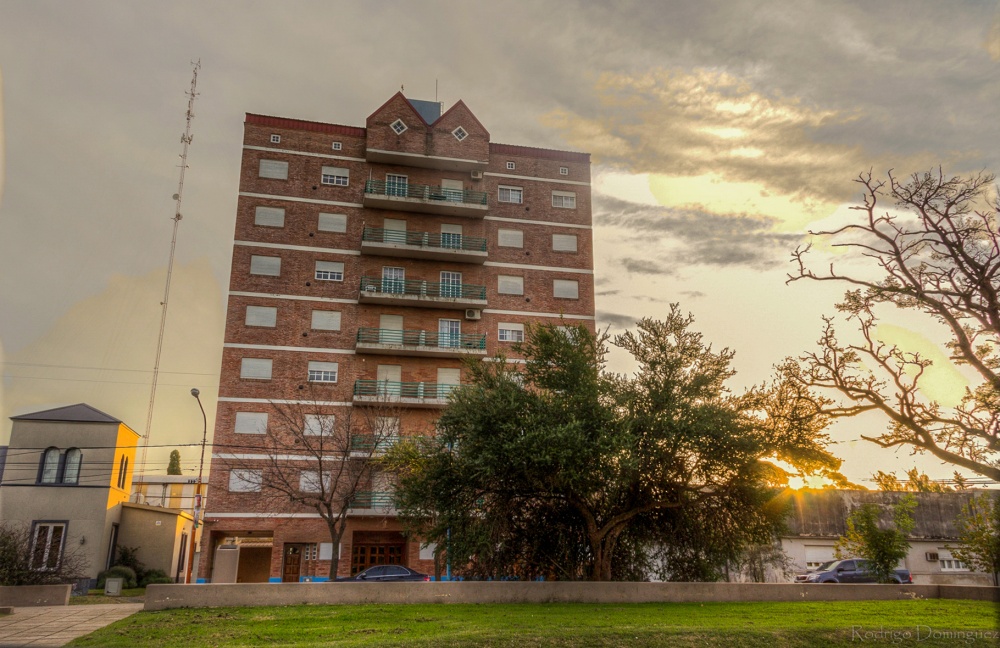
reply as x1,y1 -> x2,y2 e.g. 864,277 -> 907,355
588,530 -> 620,581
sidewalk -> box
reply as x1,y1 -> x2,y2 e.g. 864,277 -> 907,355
0,603 -> 143,647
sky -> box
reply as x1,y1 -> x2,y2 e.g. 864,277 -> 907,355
1,0 -> 998,486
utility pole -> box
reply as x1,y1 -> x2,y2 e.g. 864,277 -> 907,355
137,60 -> 201,486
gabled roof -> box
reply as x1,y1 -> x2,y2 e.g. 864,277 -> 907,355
11,403 -> 121,424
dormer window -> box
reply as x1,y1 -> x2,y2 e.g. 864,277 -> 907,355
390,119 -> 408,135
452,126 -> 468,141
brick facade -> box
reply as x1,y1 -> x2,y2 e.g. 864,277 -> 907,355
200,92 -> 594,583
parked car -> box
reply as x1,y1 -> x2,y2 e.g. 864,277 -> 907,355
794,559 -> 912,584
336,565 -> 431,582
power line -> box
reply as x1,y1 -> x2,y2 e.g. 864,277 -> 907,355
2,374 -> 218,387
0,361 -> 218,376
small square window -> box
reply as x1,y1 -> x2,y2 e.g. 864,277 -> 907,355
254,206 -> 285,228
506,161 -> 515,170
258,160 -> 288,180
452,126 -> 468,141
311,310 -> 342,331
234,412 -> 268,434
245,306 -> 277,327
498,275 -> 524,296
390,119 -> 407,135
240,358 -> 273,380
332,141 -> 342,151
553,279 -> 579,299
498,229 -> 523,248
270,134 -> 281,144
559,167 -> 569,175
250,255 -> 281,276
318,213 -> 347,233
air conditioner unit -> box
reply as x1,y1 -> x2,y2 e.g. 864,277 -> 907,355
465,309 -> 481,320
925,552 -> 939,562
470,170 -> 484,180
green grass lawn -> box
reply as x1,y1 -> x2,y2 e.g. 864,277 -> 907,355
67,600 -> 999,647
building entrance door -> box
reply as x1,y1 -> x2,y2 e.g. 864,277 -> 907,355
350,531 -> 406,575
282,544 -> 305,582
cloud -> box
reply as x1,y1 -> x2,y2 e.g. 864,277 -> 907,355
595,289 -> 620,296
681,290 -> 706,299
597,311 -> 637,330
597,195 -> 802,272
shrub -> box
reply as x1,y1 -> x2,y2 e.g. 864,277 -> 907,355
139,569 -> 170,588
113,545 -> 146,583
97,565 -> 137,589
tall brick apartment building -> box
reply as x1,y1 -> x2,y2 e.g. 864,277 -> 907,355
200,93 -> 594,582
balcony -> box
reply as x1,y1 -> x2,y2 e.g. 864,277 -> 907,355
349,490 -> 396,513
360,227 -> 487,264
366,148 -> 488,173
363,180 -> 488,218
349,434 -> 400,455
353,380 -> 459,409
356,328 -> 487,358
358,276 -> 487,310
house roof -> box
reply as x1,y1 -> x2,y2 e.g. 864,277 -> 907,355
10,403 -> 122,424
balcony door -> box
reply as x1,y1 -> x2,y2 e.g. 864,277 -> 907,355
382,266 -> 405,294
376,364 -> 401,397
439,319 -> 461,348
379,315 -> 403,345
386,174 -> 408,197
441,223 -> 463,250
441,179 -> 463,202
383,218 -> 406,245
437,367 -> 461,399
440,271 -> 462,298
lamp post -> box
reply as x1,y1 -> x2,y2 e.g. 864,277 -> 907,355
186,387 -> 208,584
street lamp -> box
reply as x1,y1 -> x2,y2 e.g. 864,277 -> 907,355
186,387 -> 208,584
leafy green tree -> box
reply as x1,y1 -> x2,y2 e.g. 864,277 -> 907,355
949,492 -> 1000,586
834,495 -> 916,583
388,309 -> 839,581
787,169 -> 1000,481
167,449 -> 182,475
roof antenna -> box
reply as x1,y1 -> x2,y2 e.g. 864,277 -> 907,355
400,84 -> 404,93
435,79 -> 438,102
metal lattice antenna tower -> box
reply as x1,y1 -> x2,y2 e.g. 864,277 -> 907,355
137,60 -> 201,485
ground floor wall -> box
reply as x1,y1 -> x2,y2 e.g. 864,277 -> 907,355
196,515 -> 436,583
781,537 -> 996,585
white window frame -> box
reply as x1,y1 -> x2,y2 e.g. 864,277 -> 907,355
552,234 -> 578,253
308,361 -> 339,383
553,279 -> 579,299
245,305 -> 277,327
390,119 -> 407,135
234,412 -> 268,435
559,167 -> 569,175
321,166 -> 349,186
229,469 -> 262,492
498,186 -> 523,204
240,358 -> 273,380
498,322 -> 525,342
30,522 -> 66,571
552,191 -> 577,209
498,275 -> 524,296
452,126 -> 468,141
497,229 -> 524,248
506,161 -> 515,170
258,159 -> 288,180
332,141 -> 342,151
939,551 -> 969,572
315,261 -> 344,282
318,212 -> 347,233
250,255 -> 281,277
254,206 -> 285,228
304,414 -> 335,436
270,134 -> 281,144
311,310 -> 342,331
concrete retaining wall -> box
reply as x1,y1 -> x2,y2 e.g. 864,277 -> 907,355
0,585 -> 72,607
144,582 -> 999,611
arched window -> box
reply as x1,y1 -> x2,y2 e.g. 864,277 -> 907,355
39,448 -> 60,484
62,448 -> 82,484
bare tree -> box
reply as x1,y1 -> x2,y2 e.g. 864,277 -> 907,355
223,389 -> 406,579
786,169 -> 1000,481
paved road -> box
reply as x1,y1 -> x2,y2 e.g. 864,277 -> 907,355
0,604 -> 143,647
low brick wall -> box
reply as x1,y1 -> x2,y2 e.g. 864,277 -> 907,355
144,582 -> 999,611
0,585 -> 72,607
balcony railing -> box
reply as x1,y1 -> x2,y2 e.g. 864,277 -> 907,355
362,227 -> 487,252
353,380 -> 459,401
359,276 -> 486,301
350,491 -> 395,509
357,328 -> 487,351
365,180 -> 488,206
350,435 -> 400,453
